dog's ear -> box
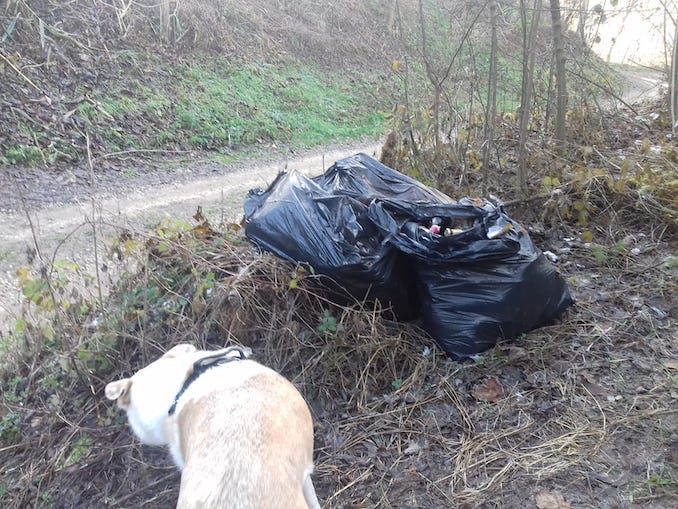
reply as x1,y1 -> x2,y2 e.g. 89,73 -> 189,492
105,379 -> 132,409
162,344 -> 197,359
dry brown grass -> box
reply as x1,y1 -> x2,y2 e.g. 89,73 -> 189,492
1,0 -> 398,67
175,0 -> 394,65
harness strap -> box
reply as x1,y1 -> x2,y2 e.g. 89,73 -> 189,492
168,347 -> 247,416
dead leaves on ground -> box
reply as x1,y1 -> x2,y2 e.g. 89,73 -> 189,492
535,490 -> 573,509
471,376 -> 505,403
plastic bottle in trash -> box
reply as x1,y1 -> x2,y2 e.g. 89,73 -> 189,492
429,217 -> 442,235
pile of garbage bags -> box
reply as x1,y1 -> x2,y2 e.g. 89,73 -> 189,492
244,153 -> 572,359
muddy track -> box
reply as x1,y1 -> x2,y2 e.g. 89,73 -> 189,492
0,143 -> 381,330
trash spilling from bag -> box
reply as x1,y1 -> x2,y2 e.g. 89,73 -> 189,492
244,153 -> 573,359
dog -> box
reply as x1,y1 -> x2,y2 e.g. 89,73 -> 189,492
105,344 -> 321,509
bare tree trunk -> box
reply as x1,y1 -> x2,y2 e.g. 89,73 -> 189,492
576,0 -> 588,45
518,0 -> 542,191
159,1 -> 170,42
549,0 -> 567,152
543,55 -> 554,149
664,5 -> 669,72
415,0 -> 486,152
658,0 -> 676,76
671,16 -> 678,133
159,0 -> 178,43
482,0 -> 498,190
394,0 -> 419,157
417,0 -> 441,150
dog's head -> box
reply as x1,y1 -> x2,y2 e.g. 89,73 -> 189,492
105,344 -> 199,446
106,344 -> 252,446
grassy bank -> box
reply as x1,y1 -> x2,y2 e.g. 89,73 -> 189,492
1,58 -> 388,166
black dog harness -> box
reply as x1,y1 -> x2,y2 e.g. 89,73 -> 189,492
168,347 -> 247,416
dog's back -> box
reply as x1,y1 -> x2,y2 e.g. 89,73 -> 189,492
106,345 -> 320,509
173,362 -> 315,509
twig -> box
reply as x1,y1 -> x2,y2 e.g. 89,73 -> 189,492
110,472 -> 179,506
11,176 -> 92,388
13,179 -> 61,385
85,96 -> 115,121
325,465 -> 374,503
86,132 -> 105,312
0,442 -> 27,454
0,14 -> 18,44
19,0 -> 90,52
591,146 -> 622,170
502,190 -> 553,207
47,222 -> 89,270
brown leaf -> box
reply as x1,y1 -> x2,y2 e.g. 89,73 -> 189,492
663,359 -> 678,370
580,370 -> 606,395
472,376 -> 505,403
191,222 -> 216,239
507,346 -> 527,361
535,490 -> 572,509
191,293 -> 206,317
193,206 -> 206,223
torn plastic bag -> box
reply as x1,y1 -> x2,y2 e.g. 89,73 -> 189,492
244,171 -> 418,319
369,198 -> 573,358
314,152 -> 452,204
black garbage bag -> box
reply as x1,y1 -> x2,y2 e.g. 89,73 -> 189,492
368,198 -> 573,358
244,170 -> 418,319
314,152 -> 452,204
245,152 -> 573,358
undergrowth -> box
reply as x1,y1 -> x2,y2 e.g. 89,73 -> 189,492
384,97 -> 677,236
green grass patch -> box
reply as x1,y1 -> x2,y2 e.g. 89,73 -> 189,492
100,96 -> 142,117
0,58 -> 387,166
630,467 -> 678,502
55,60 -> 388,157
0,144 -> 44,165
170,63 -> 386,149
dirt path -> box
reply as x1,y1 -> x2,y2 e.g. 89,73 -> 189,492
614,65 -> 665,105
0,143 -> 381,331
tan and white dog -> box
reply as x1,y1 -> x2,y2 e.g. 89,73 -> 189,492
105,344 -> 321,509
